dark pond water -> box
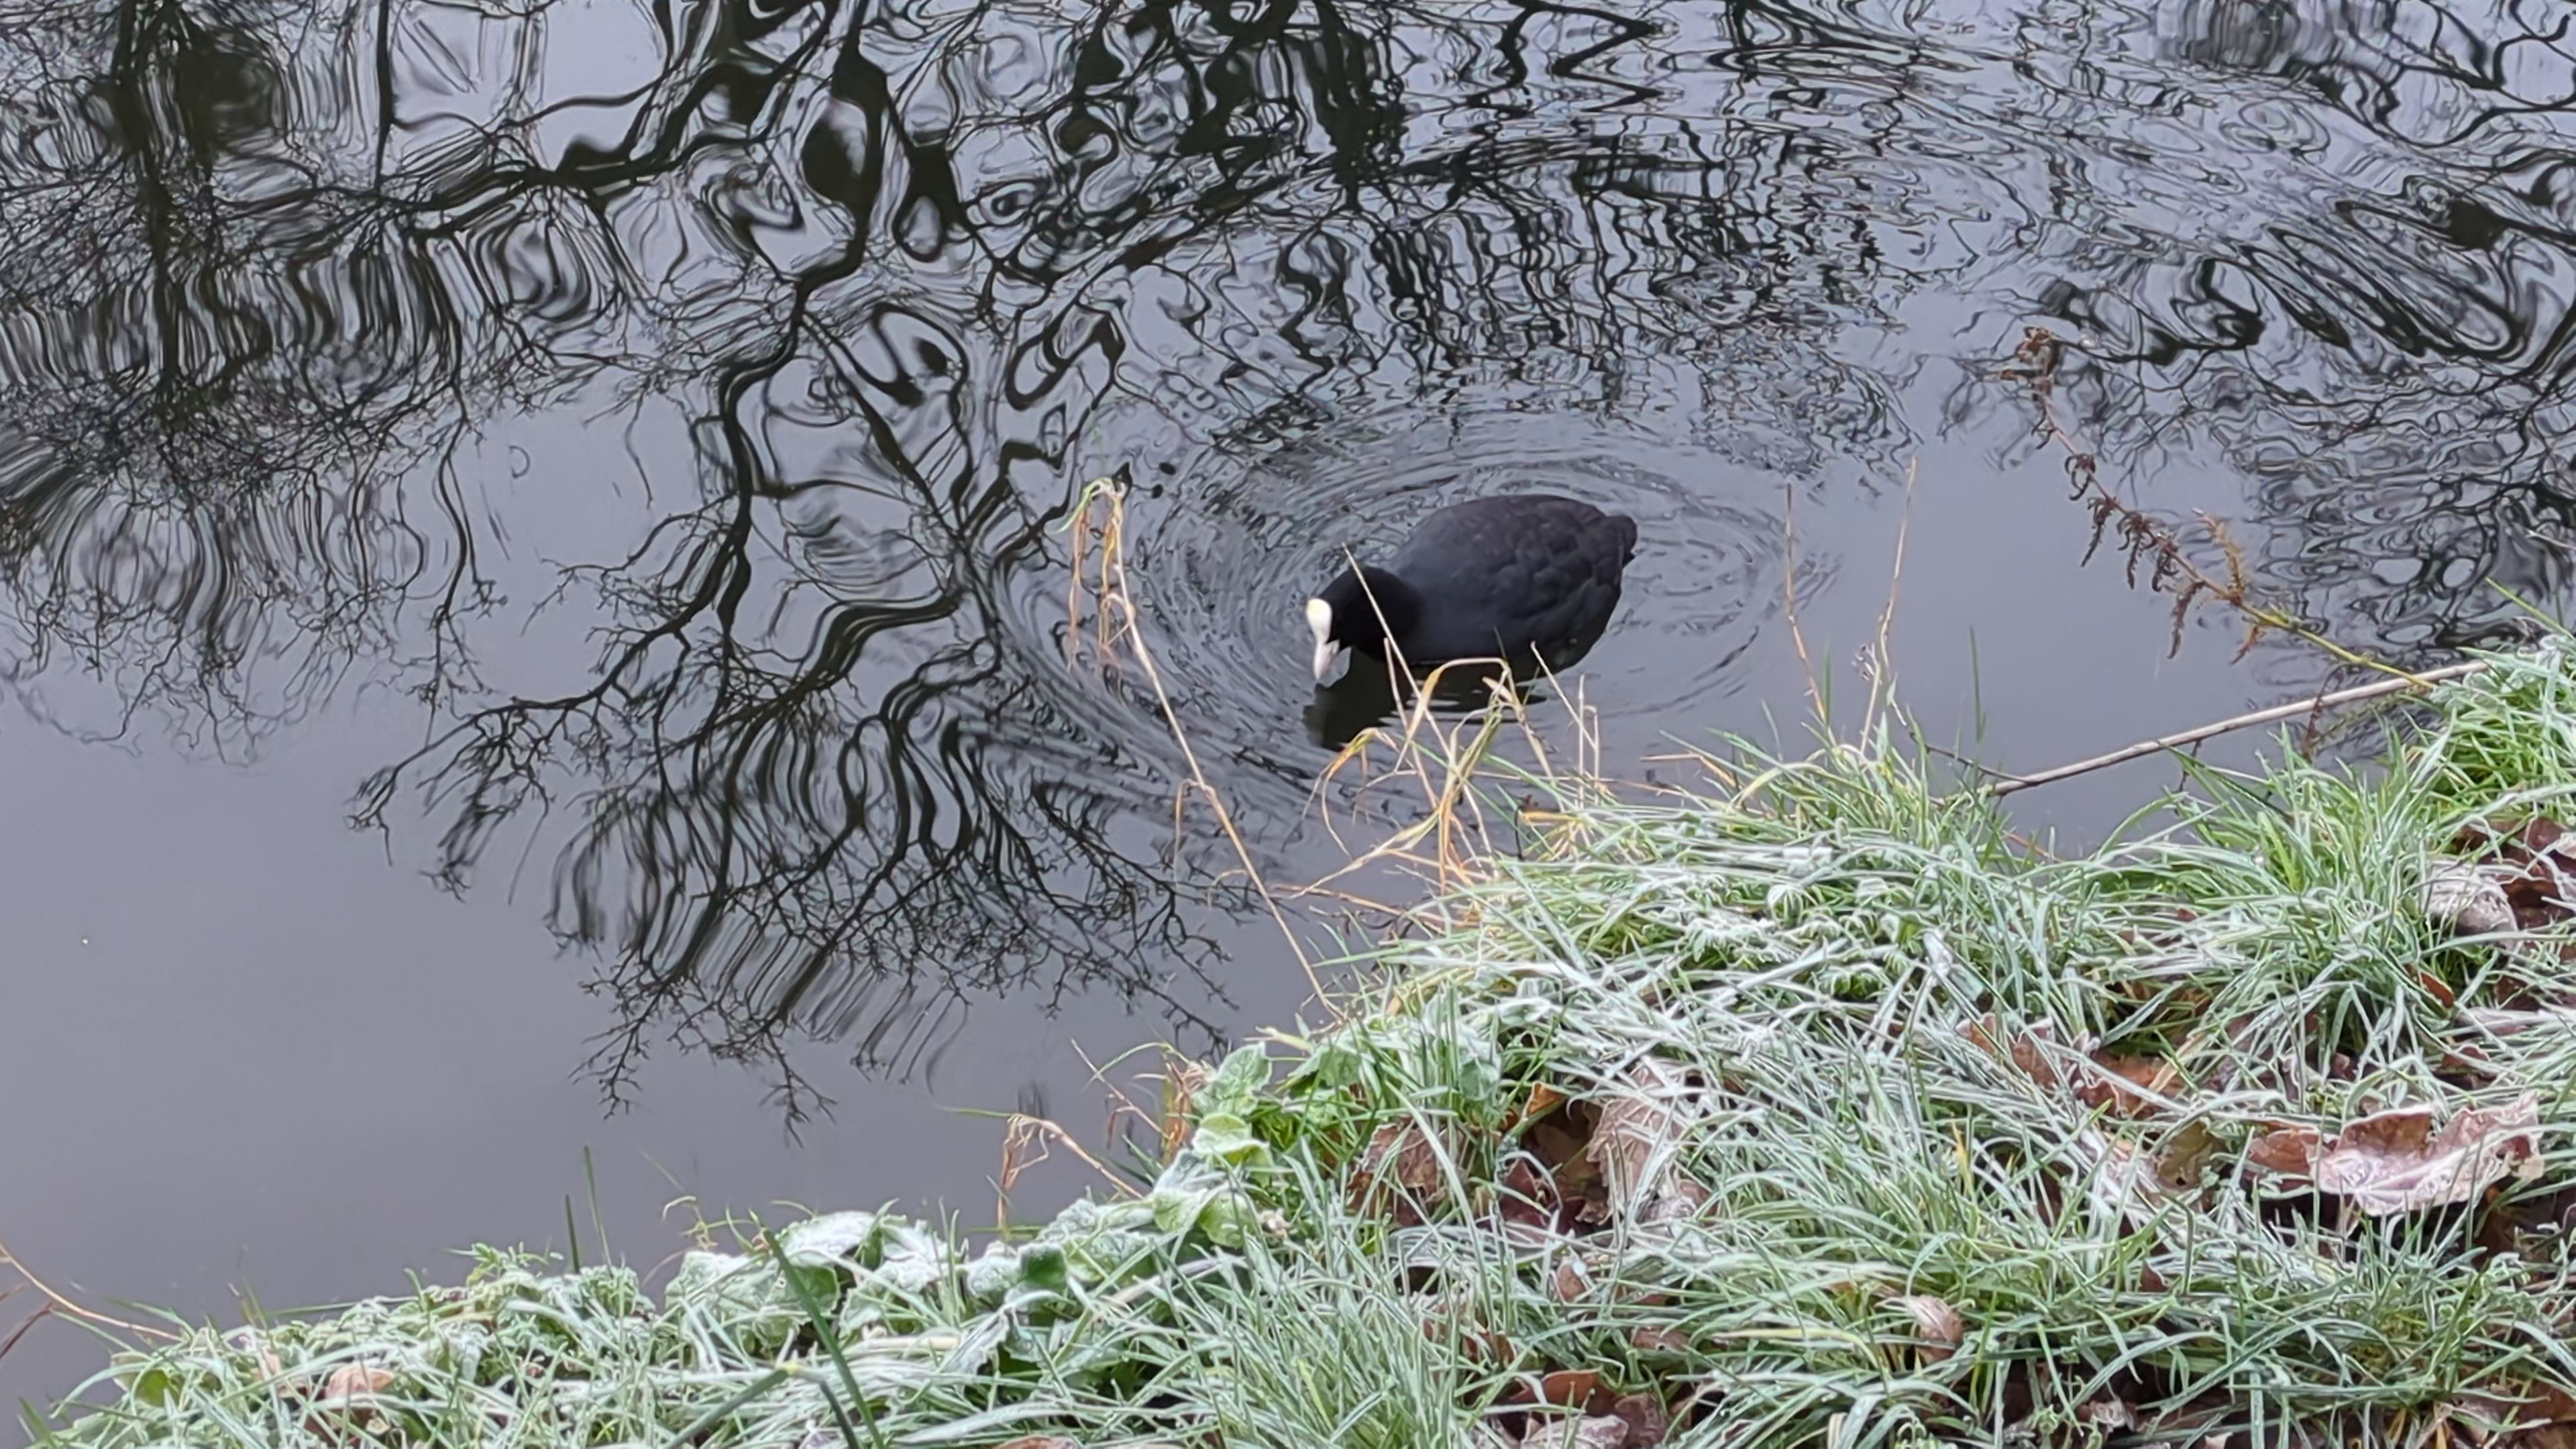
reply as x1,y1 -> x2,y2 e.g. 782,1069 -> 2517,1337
6,0 -> 2575,1421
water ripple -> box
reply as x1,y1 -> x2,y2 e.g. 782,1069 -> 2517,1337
11,0 -> 2576,1106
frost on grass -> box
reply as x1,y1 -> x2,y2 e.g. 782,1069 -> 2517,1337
41,645 -> 2576,1448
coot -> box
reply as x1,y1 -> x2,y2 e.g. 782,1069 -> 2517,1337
1304,494 -> 1638,684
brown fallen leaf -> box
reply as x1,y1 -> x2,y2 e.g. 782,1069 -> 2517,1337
2463,1007 -> 2576,1040
315,1363 -> 395,1405
1586,1059 -> 1699,1221
1889,1293 -> 1963,1362
2480,816 -> 2576,930
1499,1156 -> 1558,1232
1352,1118 -> 1450,1222
2457,1380 -> 2576,1435
2076,1054 -> 2179,1118
1519,1415 -> 1629,1449
2080,1397 -> 2138,1430
2522,1382 -> 2576,1426
1550,1255 -> 1592,1303
1609,1392 -> 1670,1448
303,1362 -> 398,1435
1639,1175 -> 1711,1224
2087,1135 -> 2177,1224
1629,1324 -> 1689,1354
1537,1368 -> 1601,1407
2426,860 -> 2519,937
1422,1294 -> 1514,1364
1525,1101 -> 1597,1171
2282,1096 -> 2544,1215
2154,1120 -> 2222,1193
1966,1015 -> 2061,1089
1521,1102 -> 1611,1226
2247,1126 -> 2322,1181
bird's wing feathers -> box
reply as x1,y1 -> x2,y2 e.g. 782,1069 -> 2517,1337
1383,498 -> 1631,661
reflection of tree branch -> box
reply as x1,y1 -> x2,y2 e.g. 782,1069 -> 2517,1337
1,0 -> 1978,1116
1925,0 -> 2576,679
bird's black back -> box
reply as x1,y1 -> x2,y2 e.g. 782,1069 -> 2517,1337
1379,494 -> 1635,667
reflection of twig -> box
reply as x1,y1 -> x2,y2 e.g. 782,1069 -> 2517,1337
1067,480 -> 1326,1006
1985,661 -> 2489,797
2002,327 -> 2420,682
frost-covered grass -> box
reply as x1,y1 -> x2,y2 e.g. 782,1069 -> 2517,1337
36,647 -> 2576,1448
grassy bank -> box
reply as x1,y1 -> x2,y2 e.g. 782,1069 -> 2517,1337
34,646 -> 2576,1448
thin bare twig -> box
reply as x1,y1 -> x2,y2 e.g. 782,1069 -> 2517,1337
2002,327 -> 2421,683
1065,481 -> 1326,1006
0,1303 -> 52,1364
1782,480 -> 1825,722
0,1230 -> 172,1343
1860,458 -> 1919,738
996,1112 -> 1143,1232
1986,661 -> 2490,797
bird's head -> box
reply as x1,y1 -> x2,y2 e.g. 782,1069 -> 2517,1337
1303,567 -> 1415,684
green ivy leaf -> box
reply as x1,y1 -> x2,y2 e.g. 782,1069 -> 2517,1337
1191,1111 -> 1271,1166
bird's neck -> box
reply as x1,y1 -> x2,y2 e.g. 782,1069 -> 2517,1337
1343,567 -> 1421,643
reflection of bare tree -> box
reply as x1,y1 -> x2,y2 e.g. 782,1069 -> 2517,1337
0,0 -> 457,745
0,0 -> 1953,1112
47,0 -> 2576,1116
1957,0 -> 2576,678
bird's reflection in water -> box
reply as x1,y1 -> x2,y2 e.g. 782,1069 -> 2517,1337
1302,657 -> 1556,752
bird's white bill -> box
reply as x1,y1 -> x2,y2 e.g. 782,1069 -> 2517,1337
1305,598 -> 1344,683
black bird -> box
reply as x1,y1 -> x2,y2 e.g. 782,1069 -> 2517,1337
1304,494 -> 1638,684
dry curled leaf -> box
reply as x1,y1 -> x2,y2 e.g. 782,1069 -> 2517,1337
2458,816 -> 2576,931
316,1363 -> 395,1405
1890,1293 -> 1963,1362
2310,1095 -> 2542,1215
2463,1006 -> 2576,1040
2076,1054 -> 2178,1118
1966,1015 -> 2061,1089
1352,1119 -> 1448,1222
1519,1415 -> 1629,1449
1629,1324 -> 1689,1354
2081,1397 -> 2139,1430
1550,1255 -> 1592,1303
1609,1392 -> 1670,1448
2154,1120 -> 2221,1192
1586,1059 -> 1699,1221
2255,1097 -> 2543,1214
2248,1126 -> 2321,1181
2426,861 -> 2518,937
1537,1368 -> 1601,1407
1521,1102 -> 1611,1225
303,1362 -> 398,1434
2086,1135 -> 2173,1224
1639,1175 -> 1711,1224
2456,1381 -> 2576,1437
